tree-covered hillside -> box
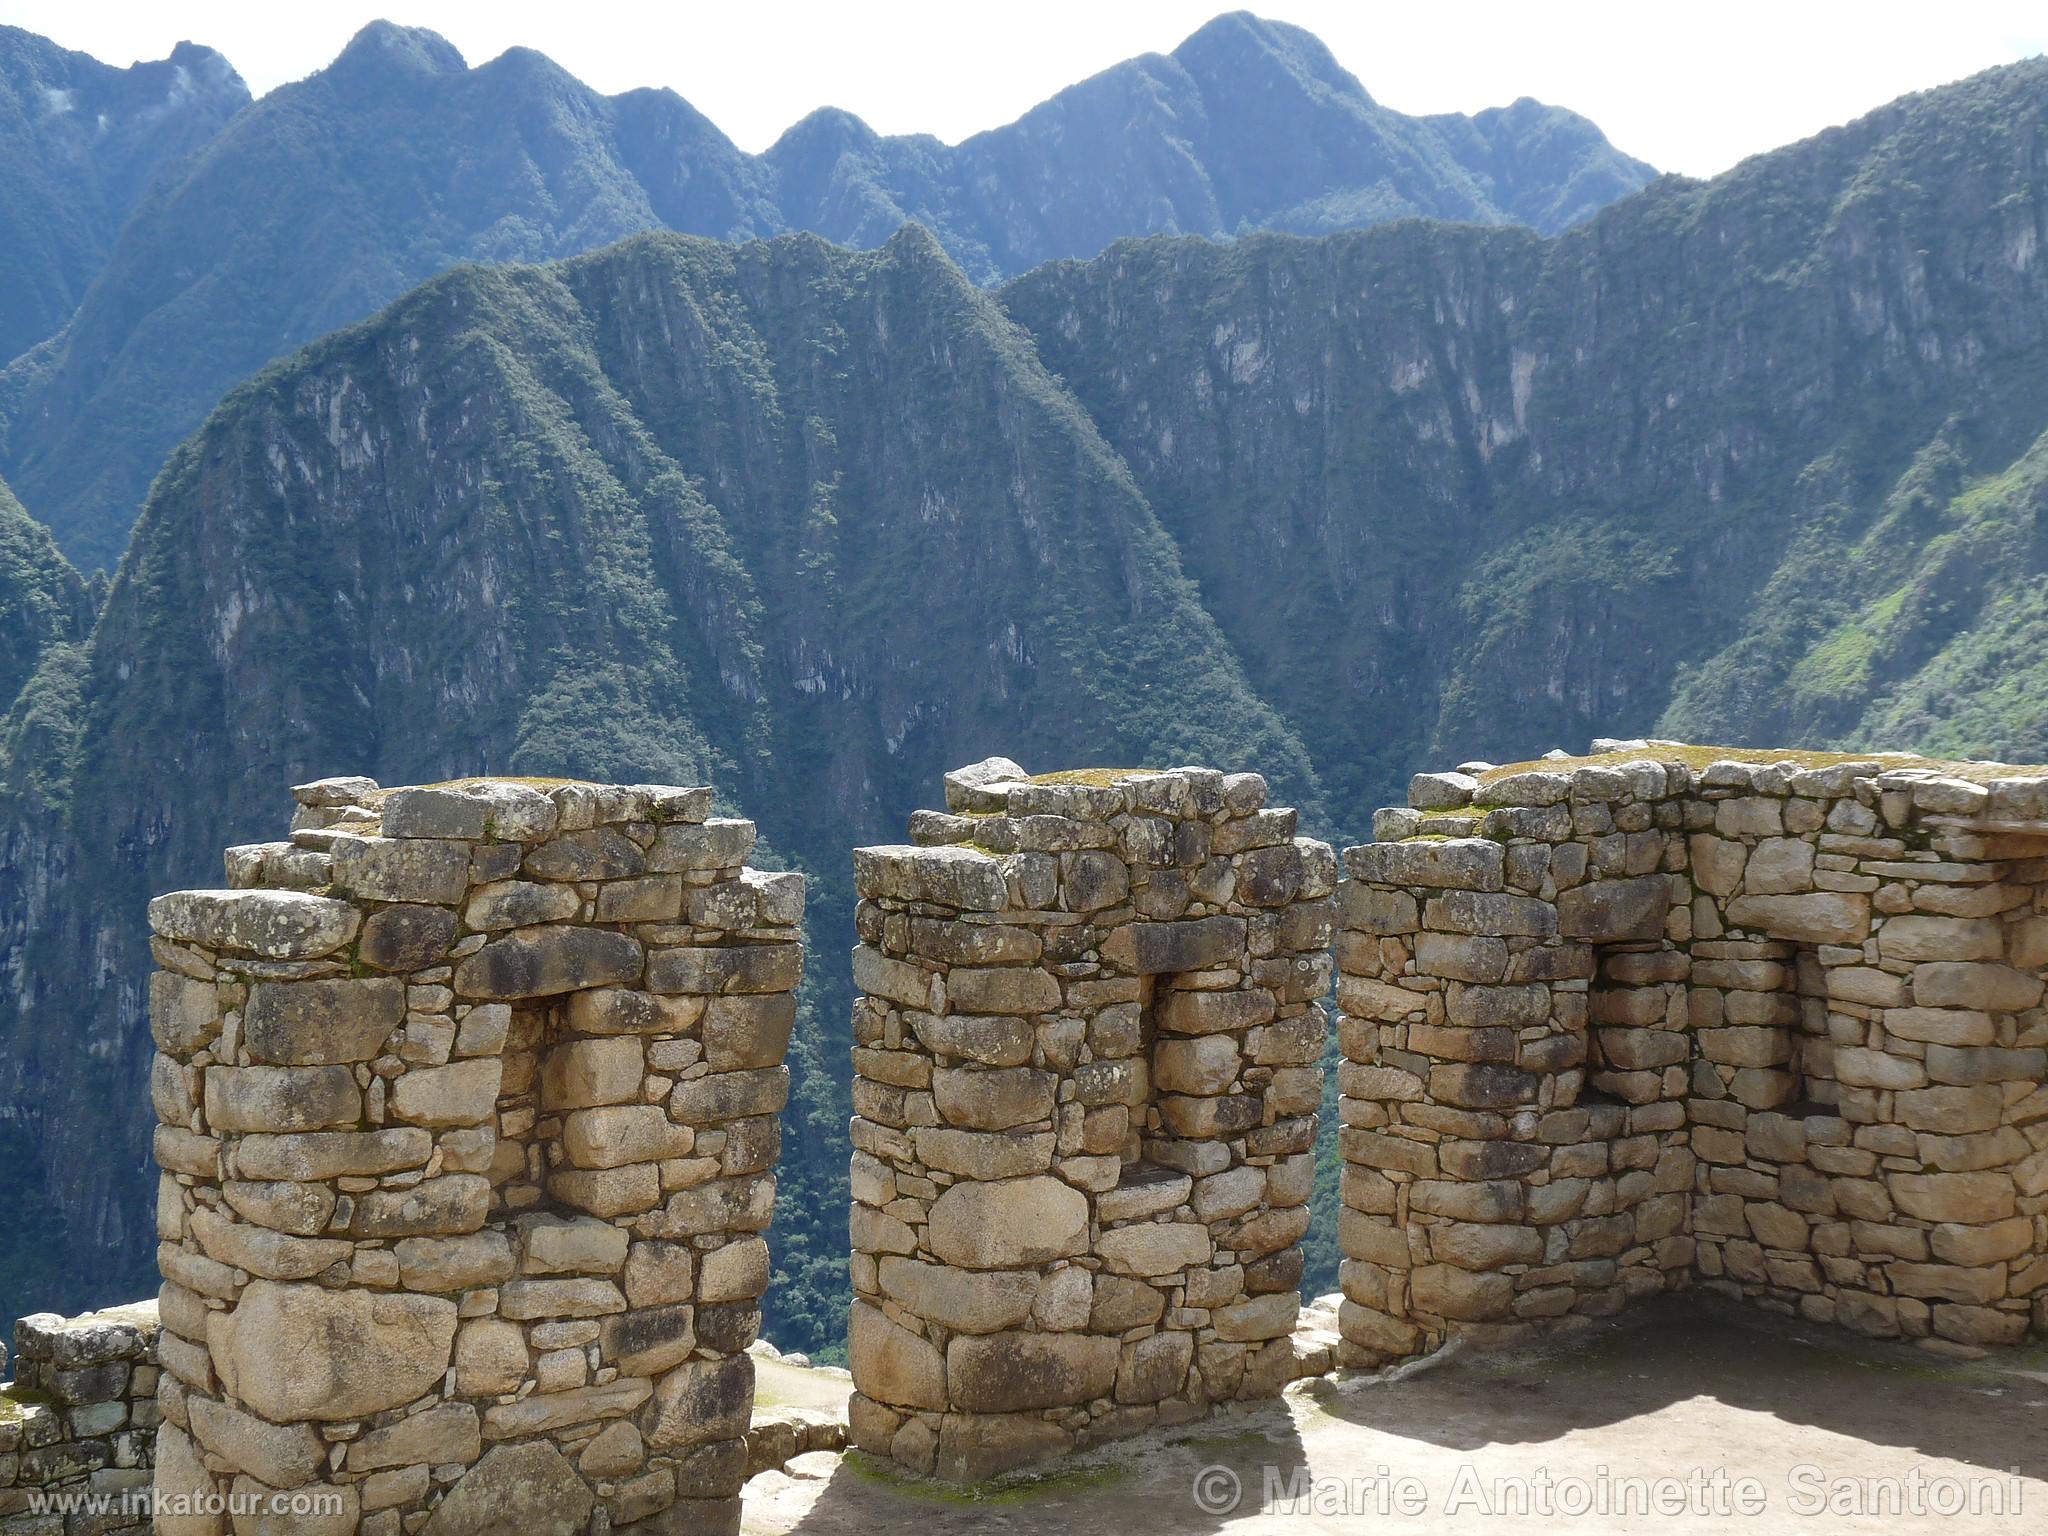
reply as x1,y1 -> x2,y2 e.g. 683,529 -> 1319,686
6,49 -> 2048,1356
0,12 -> 1651,572
0,27 -> 247,366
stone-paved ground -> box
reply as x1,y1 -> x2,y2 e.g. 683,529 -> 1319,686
741,1296 -> 2048,1535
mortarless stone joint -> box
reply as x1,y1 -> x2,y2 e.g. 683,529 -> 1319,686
141,775 -> 802,1536
1336,751 -> 2048,1368
845,760 -> 1336,1481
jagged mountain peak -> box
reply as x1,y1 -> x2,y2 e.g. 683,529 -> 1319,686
329,19 -> 467,79
1171,9 -> 1375,106
0,12 -> 1653,570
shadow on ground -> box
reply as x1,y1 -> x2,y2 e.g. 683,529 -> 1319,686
745,1296 -> 2048,1534
1300,1294 -> 2048,1483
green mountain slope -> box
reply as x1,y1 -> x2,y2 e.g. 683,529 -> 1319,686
0,13 -> 1650,572
0,28 -> 247,367
1003,57 -> 2048,833
9,50 -> 2048,1352
0,475 -> 90,711
0,226 -> 1315,1350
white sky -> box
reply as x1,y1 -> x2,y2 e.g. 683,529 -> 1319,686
6,1 -> 2047,178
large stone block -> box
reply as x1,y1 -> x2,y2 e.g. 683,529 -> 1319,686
1104,915 -> 1246,974
1725,893 -> 1870,945
946,1332 -> 1118,1412
359,904 -> 460,971
643,1354 -> 755,1447
331,835 -> 470,904
927,1176 -> 1088,1269
421,1442 -> 592,1536
148,889 -> 360,959
210,1281 -> 456,1422
204,1065 -> 360,1133
932,1066 -> 1056,1129
1557,877 -> 1671,943
455,926 -> 643,998
242,978 -> 404,1065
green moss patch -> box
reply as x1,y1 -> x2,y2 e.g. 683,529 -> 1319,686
1028,768 -> 1159,786
1478,743 -> 2048,784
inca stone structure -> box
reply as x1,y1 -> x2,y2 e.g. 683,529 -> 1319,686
10,742 -> 2048,1525
144,776 -> 801,1536
0,1304 -> 162,1530
845,760 -> 1336,1479
1336,749 -> 2048,1366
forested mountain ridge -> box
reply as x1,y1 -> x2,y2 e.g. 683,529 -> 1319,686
0,27 -> 247,366
0,12 -> 1652,572
0,225 -> 1321,1350
1003,55 -> 2048,822
5,49 -> 2048,1355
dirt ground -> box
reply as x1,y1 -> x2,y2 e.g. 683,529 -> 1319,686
742,1296 -> 2048,1535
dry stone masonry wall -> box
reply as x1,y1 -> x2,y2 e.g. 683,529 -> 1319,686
143,776 -> 801,1536
1336,748 -> 2048,1368
845,760 -> 1337,1480
1,1304 -> 162,1532
12,744 -> 2048,1526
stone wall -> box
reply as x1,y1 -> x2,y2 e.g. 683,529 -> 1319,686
1,1303 -> 161,1532
1336,750 -> 2048,1367
845,760 -> 1336,1480
145,776 -> 802,1536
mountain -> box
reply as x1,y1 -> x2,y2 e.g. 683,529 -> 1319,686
0,475 -> 90,711
0,28 -> 247,369
10,48 -> 2045,1358
0,225 -> 1318,1350
1001,56 -> 2048,818
0,12 -> 1652,573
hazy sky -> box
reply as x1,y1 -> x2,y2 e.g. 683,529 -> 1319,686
9,1 -> 2048,177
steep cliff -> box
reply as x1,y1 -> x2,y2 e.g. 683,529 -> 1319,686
0,13 -> 1650,571
7,54 -> 2048,1353
1003,57 -> 2048,824
0,227 -> 1315,1349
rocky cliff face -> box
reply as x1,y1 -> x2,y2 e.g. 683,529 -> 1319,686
0,28 -> 247,367
1002,56 -> 2048,823
5,53 -> 2046,1355
0,13 -> 1650,571
0,227 -> 1316,1349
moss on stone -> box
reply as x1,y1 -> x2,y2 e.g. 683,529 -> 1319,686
1478,743 -> 2048,785
1027,768 -> 1158,787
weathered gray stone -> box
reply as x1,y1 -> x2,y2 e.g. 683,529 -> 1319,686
390,1058 -> 503,1127
359,904 -> 462,973
1557,877 -> 1671,943
210,1281 -> 455,1422
242,977 -> 404,1065
331,835 -> 471,904
649,818 -> 757,872
465,880 -> 581,930
204,1065 -> 359,1133
947,1331 -> 1118,1412
642,1354 -> 754,1447
1725,893 -> 1871,945
927,1177 -> 1088,1269
421,1442 -> 592,1536
454,925 -> 643,998
188,1397 -> 326,1488
148,890 -> 360,959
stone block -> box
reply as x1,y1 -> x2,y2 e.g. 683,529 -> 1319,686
210,1281 -> 456,1422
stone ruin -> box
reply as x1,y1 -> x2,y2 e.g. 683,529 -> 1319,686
141,776 -> 801,1535
1336,750 -> 2048,1365
7,746 -> 2048,1530
844,760 -> 1337,1479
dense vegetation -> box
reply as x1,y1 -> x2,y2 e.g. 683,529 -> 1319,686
0,13 -> 1651,572
0,27 -> 246,365
5,37 -> 2048,1355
